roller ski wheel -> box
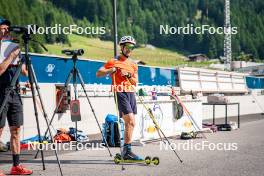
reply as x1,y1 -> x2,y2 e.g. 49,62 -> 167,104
144,156 -> 160,165
114,153 -> 121,164
114,153 -> 159,166
145,156 -> 151,165
152,157 -> 160,165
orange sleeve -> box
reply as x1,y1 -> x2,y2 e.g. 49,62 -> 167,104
135,64 -> 138,72
132,63 -> 138,85
132,63 -> 138,74
104,58 -> 115,69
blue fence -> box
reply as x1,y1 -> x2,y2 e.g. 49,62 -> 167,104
21,54 -> 177,86
246,76 -> 264,89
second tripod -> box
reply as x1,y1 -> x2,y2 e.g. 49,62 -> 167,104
35,49 -> 112,158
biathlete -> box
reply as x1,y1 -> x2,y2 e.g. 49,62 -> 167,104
96,35 -> 142,161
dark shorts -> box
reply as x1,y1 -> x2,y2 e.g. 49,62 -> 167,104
0,87 -> 23,128
116,92 -> 137,117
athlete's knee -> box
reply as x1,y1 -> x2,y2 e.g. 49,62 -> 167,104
10,126 -> 20,139
126,119 -> 135,128
126,120 -> 135,128
123,112 -> 136,129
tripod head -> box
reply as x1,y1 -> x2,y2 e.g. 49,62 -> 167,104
10,24 -> 38,34
10,24 -> 48,66
62,49 -> 84,58
62,49 -> 84,61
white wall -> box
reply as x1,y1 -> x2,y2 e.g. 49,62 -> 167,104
1,83 -> 263,143
1,84 -> 203,143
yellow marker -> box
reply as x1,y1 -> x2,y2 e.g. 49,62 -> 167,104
147,126 -> 156,133
183,120 -> 193,128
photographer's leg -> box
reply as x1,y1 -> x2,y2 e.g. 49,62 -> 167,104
9,126 -> 21,166
9,125 -> 32,175
8,93 -> 32,175
0,128 -> 3,138
0,114 -> 8,152
0,101 -> 7,175
0,128 -> 4,175
0,109 -> 7,139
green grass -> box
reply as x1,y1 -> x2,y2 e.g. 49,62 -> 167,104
45,34 -> 210,68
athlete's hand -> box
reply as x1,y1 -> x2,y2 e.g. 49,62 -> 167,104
107,67 -> 117,74
120,69 -> 132,78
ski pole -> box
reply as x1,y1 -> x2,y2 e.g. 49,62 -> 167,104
136,92 -> 183,163
113,73 -> 125,170
170,94 -> 207,139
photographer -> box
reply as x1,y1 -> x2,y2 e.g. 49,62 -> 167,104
0,17 -> 32,175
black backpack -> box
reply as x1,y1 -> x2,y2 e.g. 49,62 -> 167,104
217,124 -> 232,131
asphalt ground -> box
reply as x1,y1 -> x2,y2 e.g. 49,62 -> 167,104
0,113 -> 264,176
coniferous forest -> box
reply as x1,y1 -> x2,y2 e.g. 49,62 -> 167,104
0,0 -> 263,61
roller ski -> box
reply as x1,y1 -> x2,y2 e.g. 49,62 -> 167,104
114,153 -> 160,165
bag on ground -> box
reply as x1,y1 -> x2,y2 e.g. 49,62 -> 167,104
102,114 -> 124,147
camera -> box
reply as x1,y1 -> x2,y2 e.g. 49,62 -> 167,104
9,24 -> 38,34
62,49 -> 84,56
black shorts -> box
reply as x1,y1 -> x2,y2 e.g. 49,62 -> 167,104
0,88 -> 23,128
116,92 -> 137,117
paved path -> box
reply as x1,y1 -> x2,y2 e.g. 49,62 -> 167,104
1,118 -> 264,176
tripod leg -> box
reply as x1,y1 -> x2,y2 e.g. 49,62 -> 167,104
76,69 -> 112,157
73,68 -> 79,151
27,63 -> 46,170
0,89 -> 12,114
34,69 -> 74,159
30,65 -> 64,176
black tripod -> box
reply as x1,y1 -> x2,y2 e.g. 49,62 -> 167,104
0,32 -> 63,176
35,49 -> 112,158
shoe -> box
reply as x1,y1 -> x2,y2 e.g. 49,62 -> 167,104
10,165 -> 33,175
0,141 -> 8,152
123,151 -> 143,161
0,170 -> 6,176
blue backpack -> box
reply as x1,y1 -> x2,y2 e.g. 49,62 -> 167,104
102,114 -> 124,147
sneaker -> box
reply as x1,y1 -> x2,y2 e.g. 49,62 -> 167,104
0,170 -> 6,176
0,141 -> 8,152
123,151 -> 143,161
10,165 -> 33,175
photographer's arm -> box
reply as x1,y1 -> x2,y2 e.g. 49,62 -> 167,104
21,64 -> 28,76
0,47 -> 20,76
